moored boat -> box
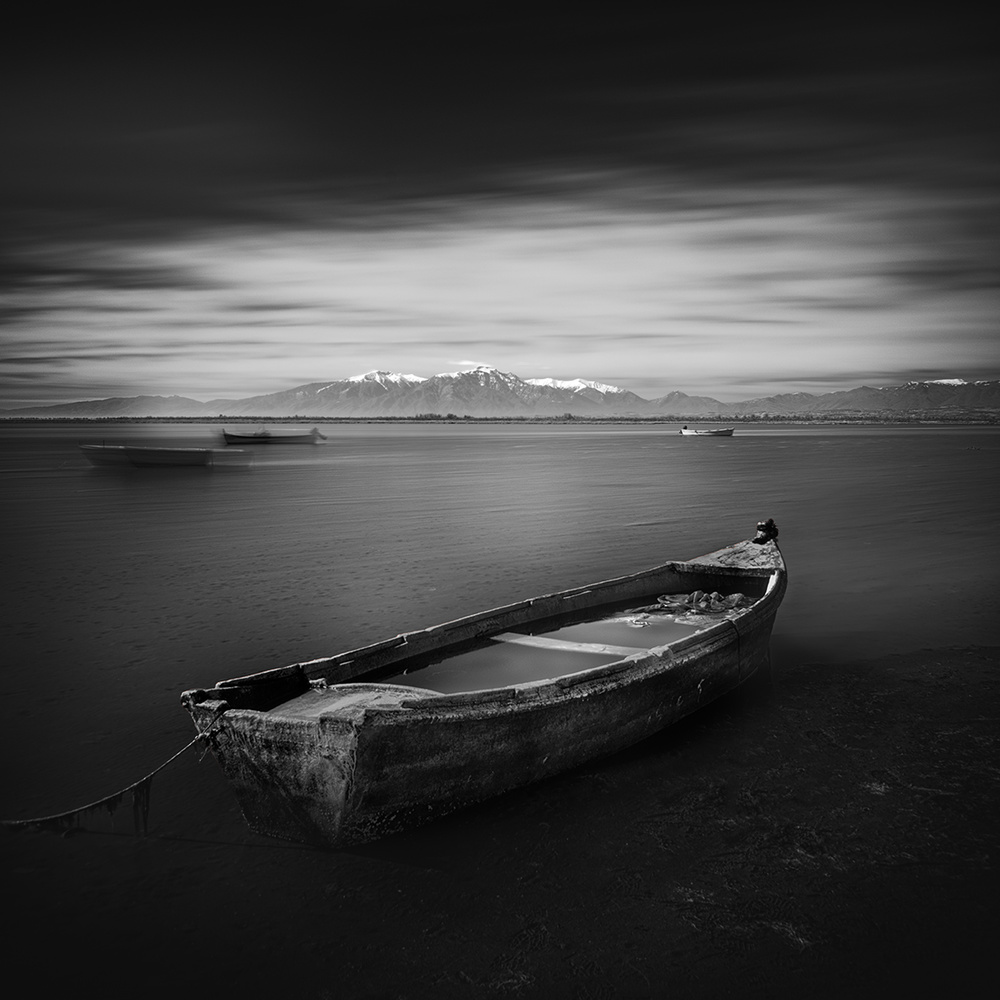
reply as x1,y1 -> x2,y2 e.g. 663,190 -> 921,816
679,426 -> 735,436
222,427 -> 326,445
80,444 -> 247,468
182,520 -> 786,848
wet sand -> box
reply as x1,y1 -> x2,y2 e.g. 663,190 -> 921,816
4,643 -> 997,999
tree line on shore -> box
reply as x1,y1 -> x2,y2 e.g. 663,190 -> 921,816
2,412 -> 997,425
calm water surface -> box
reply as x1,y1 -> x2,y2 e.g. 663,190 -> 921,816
3,421 -> 998,810
2,421 -> 998,997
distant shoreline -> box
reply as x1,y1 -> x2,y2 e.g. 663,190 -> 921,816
2,414 -> 998,426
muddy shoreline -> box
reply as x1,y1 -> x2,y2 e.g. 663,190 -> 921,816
4,644 -> 997,999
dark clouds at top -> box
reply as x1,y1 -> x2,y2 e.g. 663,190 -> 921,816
3,7 -> 996,231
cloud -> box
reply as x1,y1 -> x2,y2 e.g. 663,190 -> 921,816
2,156 -> 997,406
1,355 -> 73,368
0,253 -> 218,294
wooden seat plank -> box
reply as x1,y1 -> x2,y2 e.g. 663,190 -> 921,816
492,632 -> 648,657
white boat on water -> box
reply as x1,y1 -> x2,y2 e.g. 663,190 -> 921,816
679,426 -> 734,437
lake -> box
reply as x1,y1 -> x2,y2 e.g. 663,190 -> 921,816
2,421 -> 998,998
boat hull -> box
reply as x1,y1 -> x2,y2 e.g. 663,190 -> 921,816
80,444 -> 247,468
124,446 -> 212,467
183,528 -> 785,848
680,428 -> 734,436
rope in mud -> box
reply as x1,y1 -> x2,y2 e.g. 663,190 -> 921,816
0,714 -> 226,836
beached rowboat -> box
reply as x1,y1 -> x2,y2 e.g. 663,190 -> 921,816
182,520 -> 785,848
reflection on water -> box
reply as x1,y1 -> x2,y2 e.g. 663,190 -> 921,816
380,608 -> 704,693
387,639 -> 617,693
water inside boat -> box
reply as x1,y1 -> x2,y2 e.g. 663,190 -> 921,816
379,604 -> 708,694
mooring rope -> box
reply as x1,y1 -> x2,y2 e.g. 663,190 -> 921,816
0,714 -> 225,836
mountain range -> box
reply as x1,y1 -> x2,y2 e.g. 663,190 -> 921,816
3,367 -> 999,419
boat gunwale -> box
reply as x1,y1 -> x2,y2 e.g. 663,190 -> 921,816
306,558 -> 778,675
193,543 -> 784,718
205,593 -> 774,726
351,577 -> 781,714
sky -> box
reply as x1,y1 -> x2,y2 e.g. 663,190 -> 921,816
1,7 -> 998,407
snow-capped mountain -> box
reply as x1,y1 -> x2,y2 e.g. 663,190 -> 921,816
343,371 -> 426,388
147,366 -> 649,418
392,366 -> 648,416
2,371 -> 998,418
524,376 -> 644,408
196,370 -> 430,416
525,377 -> 627,394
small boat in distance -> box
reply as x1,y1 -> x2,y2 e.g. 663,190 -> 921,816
183,520 -> 786,848
79,444 -> 248,468
680,425 -> 735,436
222,427 -> 326,445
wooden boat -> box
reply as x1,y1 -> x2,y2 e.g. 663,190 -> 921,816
679,426 -> 734,436
79,444 -> 246,468
222,427 -> 326,445
182,520 -> 785,848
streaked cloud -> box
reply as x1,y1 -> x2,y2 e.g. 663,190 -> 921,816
3,170 -> 998,404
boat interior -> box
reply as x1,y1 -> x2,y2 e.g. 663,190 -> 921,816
188,564 -> 777,715
370,585 -> 761,694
